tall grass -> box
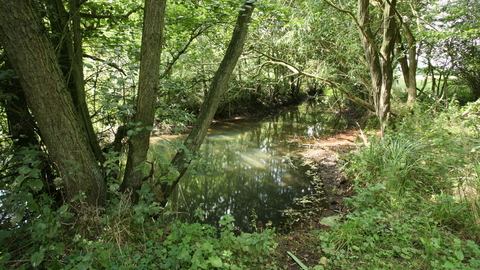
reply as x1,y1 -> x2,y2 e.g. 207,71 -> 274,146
314,100 -> 480,269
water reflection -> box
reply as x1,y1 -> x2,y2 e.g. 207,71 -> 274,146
152,104 -> 348,231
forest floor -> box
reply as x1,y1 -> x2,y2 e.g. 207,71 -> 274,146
274,129 -> 362,269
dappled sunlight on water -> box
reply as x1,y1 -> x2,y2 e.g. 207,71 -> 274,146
151,104 -> 349,231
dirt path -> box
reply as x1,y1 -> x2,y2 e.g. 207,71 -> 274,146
302,129 -> 359,216
274,129 -> 361,269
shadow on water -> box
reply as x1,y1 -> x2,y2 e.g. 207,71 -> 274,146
151,103 -> 349,232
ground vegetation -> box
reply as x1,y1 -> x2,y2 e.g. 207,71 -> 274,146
0,0 -> 479,268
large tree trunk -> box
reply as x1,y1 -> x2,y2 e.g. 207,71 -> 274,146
0,0 -> 105,206
156,1 -> 256,205
46,0 -> 104,162
69,0 -> 105,162
358,0 -> 397,136
120,0 -> 167,203
1,65 -> 59,202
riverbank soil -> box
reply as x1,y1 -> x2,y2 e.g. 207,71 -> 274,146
275,129 -> 361,269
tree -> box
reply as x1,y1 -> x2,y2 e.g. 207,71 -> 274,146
156,0 -> 257,204
38,0 -> 106,165
434,0 -> 480,100
0,0 -> 106,207
397,20 -> 418,104
120,0 -> 167,204
0,0 -> 258,210
0,0 -> 168,209
357,0 -> 397,135
392,0 -> 430,104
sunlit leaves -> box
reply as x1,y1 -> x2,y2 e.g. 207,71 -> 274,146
420,0 -> 480,99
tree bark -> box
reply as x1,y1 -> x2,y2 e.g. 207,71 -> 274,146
358,0 -> 397,136
402,23 -> 417,104
120,0 -> 167,203
397,23 -> 417,104
157,1 -> 256,205
46,0 -> 104,162
0,0 -> 105,206
70,0 -> 105,162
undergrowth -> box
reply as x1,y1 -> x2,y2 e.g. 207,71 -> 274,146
309,100 -> 480,269
0,185 -> 278,269
2,99 -> 480,269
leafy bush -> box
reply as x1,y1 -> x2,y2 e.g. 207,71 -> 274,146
0,183 -> 278,269
317,208 -> 480,269
314,100 -> 480,269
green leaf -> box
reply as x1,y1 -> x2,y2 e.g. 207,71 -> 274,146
0,252 -> 11,263
208,256 -> 223,267
97,248 -> 111,268
176,249 -> 190,260
27,179 -> 44,191
13,175 -> 26,186
57,205 -> 69,214
30,251 -> 44,267
75,262 -> 89,270
127,130 -> 135,137
82,252 -> 94,262
319,215 -> 342,227
322,243 -> 336,255
454,250 -> 464,261
202,242 -> 213,252
192,255 -> 208,269
287,251 -> 309,270
51,242 -> 65,256
0,231 -> 12,239
442,261 -> 456,268
18,165 -> 31,175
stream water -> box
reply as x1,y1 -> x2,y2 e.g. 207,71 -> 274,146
151,103 -> 349,231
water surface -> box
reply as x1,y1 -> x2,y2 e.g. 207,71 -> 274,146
152,104 -> 348,231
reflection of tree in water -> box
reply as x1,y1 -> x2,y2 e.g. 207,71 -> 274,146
165,104 -> 345,231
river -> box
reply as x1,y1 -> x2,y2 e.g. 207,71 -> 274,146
151,103 -> 349,231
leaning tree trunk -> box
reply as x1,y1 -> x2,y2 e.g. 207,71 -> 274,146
70,0 -> 105,162
156,1 -> 256,205
120,0 -> 167,204
358,0 -> 397,136
0,0 -> 105,206
45,0 -> 104,162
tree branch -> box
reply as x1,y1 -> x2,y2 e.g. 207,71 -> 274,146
161,25 -> 212,78
254,50 -> 375,112
80,6 -> 141,20
321,0 -> 386,63
83,54 -> 127,75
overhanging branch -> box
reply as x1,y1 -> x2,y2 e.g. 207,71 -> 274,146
254,50 -> 375,112
321,0 -> 386,63
80,6 -> 141,20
